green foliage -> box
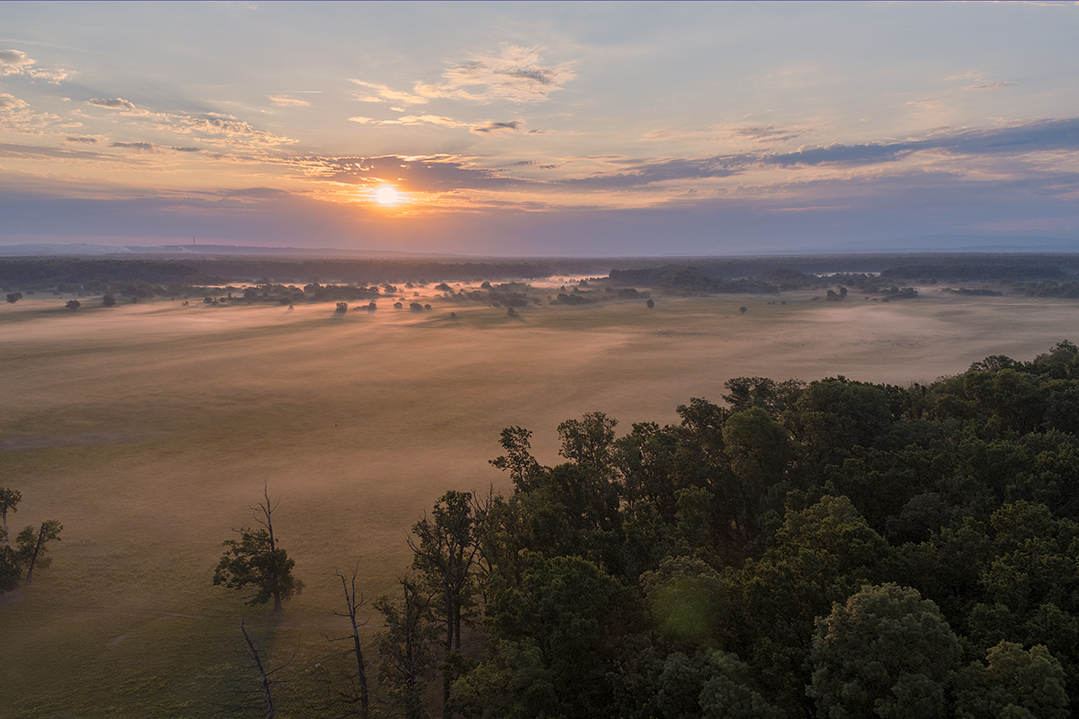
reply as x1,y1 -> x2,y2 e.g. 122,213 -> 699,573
808,583 -> 961,719
375,578 -> 439,719
212,491 -> 303,612
470,553 -> 627,719
956,641 -> 1068,719
213,528 -> 302,610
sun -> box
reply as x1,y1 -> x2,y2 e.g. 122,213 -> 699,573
375,185 -> 400,205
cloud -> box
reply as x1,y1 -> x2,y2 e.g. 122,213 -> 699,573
0,49 -> 71,83
293,153 -> 525,192
0,92 -> 62,134
416,46 -> 575,103
87,98 -> 293,146
728,125 -> 800,143
967,82 -> 1016,90
349,114 -> 469,128
110,141 -> 201,154
110,142 -> 158,152
88,97 -> 145,114
269,96 -> 311,107
764,118 -> 1079,167
560,156 -> 746,189
349,80 -> 428,105
0,49 -> 34,75
471,120 -> 523,135
64,136 -> 99,144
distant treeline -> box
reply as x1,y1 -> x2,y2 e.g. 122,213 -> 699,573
4,253 -> 1078,298
609,265 -> 919,298
0,258 -> 560,290
881,264 -> 1069,282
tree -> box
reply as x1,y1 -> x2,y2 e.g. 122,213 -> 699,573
410,490 -> 482,718
336,302 -> 349,313
0,531 -> 19,592
646,299 -> 655,308
236,618 -> 293,719
956,641 -> 1067,719
807,583 -> 961,719
375,577 -> 438,719
65,299 -> 81,310
214,487 -> 304,613
323,562 -> 371,719
0,486 -> 21,538
739,306 -> 748,314
17,519 -> 62,585
102,293 -> 116,307
6,292 -> 22,304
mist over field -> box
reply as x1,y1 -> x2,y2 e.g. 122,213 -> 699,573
3,265 -> 1079,716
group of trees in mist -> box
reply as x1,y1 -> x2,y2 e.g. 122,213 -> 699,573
0,487 -> 62,594
210,340 -> 1079,719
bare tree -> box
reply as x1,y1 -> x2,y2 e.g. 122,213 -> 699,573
236,618 -> 294,719
321,562 -> 371,718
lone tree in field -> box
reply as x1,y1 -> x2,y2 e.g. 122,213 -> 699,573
17,519 -> 63,585
214,486 -> 304,613
65,299 -> 81,311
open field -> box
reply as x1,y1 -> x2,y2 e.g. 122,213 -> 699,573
3,287 -> 1079,717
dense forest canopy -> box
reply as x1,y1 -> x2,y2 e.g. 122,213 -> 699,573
358,340 -> 1079,719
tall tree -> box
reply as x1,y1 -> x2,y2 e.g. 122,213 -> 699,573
0,486 -> 21,539
214,487 -> 303,613
808,583 -> 961,719
324,562 -> 371,719
409,490 -> 482,718
375,578 -> 437,719
17,519 -> 62,585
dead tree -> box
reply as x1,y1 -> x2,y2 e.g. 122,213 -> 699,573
321,562 -> 371,718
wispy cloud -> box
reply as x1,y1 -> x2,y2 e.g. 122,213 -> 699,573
349,80 -> 428,105
471,120 -> 523,135
292,153 -> 524,192
87,97 -> 146,114
349,114 -> 469,128
417,46 -> 575,103
0,92 -> 62,134
87,98 -> 294,147
110,142 -> 201,154
353,46 -> 575,109
269,96 -> 311,107
0,49 -> 72,83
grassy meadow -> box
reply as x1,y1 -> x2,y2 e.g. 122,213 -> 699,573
3,286 -> 1079,717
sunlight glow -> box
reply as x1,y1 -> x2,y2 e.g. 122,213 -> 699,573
376,186 -> 400,205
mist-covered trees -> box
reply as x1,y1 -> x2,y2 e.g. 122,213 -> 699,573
196,339 -> 1079,717
213,487 -> 304,612
0,488 -> 62,594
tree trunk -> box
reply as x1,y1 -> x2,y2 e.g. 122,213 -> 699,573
24,523 -> 46,585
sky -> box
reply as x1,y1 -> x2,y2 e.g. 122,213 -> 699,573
2,1 -> 1079,257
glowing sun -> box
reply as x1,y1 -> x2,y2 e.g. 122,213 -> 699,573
375,186 -> 400,205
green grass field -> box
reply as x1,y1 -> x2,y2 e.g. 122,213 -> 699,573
3,288 -> 1079,717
